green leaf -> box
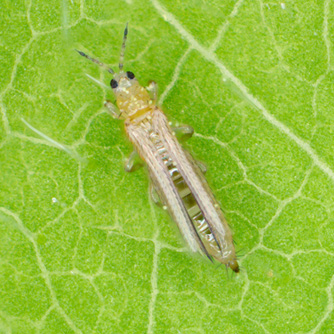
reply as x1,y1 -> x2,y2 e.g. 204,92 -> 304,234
1,0 -> 333,333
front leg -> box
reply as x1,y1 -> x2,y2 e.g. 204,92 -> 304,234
146,81 -> 158,102
104,100 -> 122,119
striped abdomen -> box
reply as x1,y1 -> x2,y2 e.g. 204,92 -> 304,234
149,129 -> 220,260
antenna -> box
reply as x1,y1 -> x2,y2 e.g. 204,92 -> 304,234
119,23 -> 128,71
75,49 -> 114,75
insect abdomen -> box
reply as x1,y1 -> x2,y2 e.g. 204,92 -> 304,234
150,130 -> 220,260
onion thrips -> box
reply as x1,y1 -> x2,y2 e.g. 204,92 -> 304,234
76,24 -> 239,273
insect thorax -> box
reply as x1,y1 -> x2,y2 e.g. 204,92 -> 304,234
115,80 -> 154,118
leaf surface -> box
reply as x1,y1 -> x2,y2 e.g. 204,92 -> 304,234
1,0 -> 333,333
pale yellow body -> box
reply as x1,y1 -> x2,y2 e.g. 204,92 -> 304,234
110,72 -> 239,272
78,26 -> 239,272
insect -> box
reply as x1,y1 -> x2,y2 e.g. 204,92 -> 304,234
77,24 -> 239,273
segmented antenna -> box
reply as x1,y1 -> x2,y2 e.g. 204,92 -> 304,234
119,23 -> 128,71
75,49 -> 114,75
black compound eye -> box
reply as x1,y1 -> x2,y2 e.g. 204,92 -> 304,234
126,71 -> 135,79
110,79 -> 118,89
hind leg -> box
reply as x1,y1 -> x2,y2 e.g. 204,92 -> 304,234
124,150 -> 143,172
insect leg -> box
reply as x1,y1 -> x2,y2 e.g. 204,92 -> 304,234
149,183 -> 162,206
104,100 -> 122,119
182,148 -> 207,174
124,150 -> 143,172
195,159 -> 207,174
147,81 -> 158,102
171,125 -> 206,172
172,125 -> 194,142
